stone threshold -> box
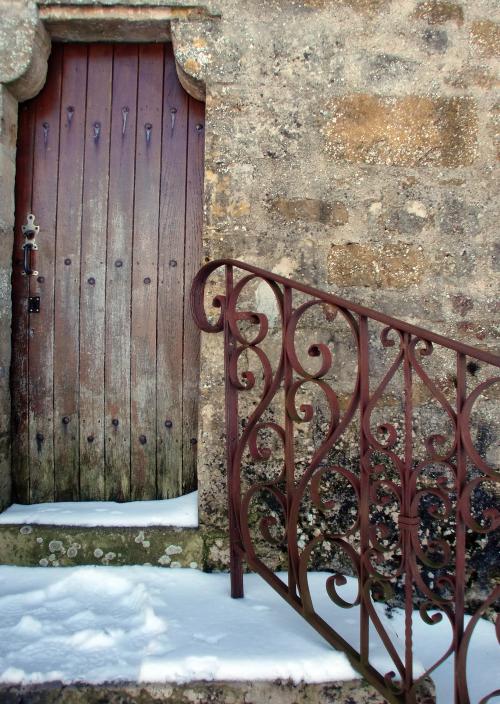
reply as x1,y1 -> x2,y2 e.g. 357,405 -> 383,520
0,492 -> 230,569
0,679 -> 417,704
0,523 -> 213,569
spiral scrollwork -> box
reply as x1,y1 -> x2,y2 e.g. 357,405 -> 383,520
191,259 -> 500,704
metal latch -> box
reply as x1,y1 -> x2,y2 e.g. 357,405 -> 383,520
28,296 -> 40,314
21,213 -> 39,277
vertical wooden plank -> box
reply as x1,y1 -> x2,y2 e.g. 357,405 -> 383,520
53,45 -> 88,500
130,45 -> 164,499
104,44 -> 138,501
28,45 -> 63,503
182,96 -> 205,494
79,44 -> 113,499
12,102 -> 35,503
157,44 -> 189,498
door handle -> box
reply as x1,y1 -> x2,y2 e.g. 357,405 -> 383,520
23,241 -> 37,276
21,213 -> 39,277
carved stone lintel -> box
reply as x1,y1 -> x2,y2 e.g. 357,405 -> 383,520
174,55 -> 206,103
38,3 -> 219,44
3,19 -> 51,103
1,3 -> 217,103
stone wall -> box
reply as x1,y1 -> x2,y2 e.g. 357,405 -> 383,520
0,0 -> 498,532
0,83 -> 16,512
171,0 -> 500,534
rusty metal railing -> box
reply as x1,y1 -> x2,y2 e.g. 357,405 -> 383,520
191,259 -> 499,704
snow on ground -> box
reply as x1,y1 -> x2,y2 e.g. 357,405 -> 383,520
0,492 -> 198,527
0,567 -> 497,704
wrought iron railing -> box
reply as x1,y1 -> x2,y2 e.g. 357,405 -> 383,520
191,259 -> 499,704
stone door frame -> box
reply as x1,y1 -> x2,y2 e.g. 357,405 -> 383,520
0,1 -> 216,512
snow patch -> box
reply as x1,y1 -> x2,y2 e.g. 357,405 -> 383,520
0,566 -> 496,704
0,492 -> 198,528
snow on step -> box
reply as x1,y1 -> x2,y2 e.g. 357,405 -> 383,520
0,568 -> 357,687
0,567 -> 497,704
0,491 -> 198,528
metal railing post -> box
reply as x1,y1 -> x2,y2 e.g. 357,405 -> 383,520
224,264 -> 244,598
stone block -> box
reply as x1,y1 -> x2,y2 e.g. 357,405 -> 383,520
413,1 -> 464,26
0,85 -> 18,156
438,195 -> 480,236
0,678 -> 436,704
383,204 -> 429,235
0,435 -> 11,513
325,95 -> 478,167
0,524 -> 204,568
327,242 -> 426,289
271,197 -> 348,225
445,66 -> 499,90
470,20 -> 500,59
365,53 -> 418,83
0,0 -> 38,85
301,0 -> 391,13
421,27 -> 449,53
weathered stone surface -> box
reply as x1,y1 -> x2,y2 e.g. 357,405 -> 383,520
0,84 -> 16,513
301,0 -> 392,13
446,65 -> 499,90
413,1 -> 464,26
0,524 -> 204,568
451,293 -> 474,316
383,203 -> 429,235
325,95 -> 478,167
271,197 -> 349,225
328,242 -> 427,288
470,20 -> 500,58
0,0 -> 38,85
438,195 -> 481,236
365,53 -> 418,83
421,27 -> 448,52
0,435 -> 10,514
0,678 -> 436,704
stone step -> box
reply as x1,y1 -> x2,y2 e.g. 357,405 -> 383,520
0,678 -> 434,704
0,565 -> 436,704
0,493 -> 226,570
0,522 -> 206,568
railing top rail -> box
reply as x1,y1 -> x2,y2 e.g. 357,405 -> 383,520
194,258 -> 500,368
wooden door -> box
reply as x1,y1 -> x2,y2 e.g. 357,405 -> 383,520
11,43 -> 204,503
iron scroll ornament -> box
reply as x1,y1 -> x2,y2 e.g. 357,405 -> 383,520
191,259 -> 500,704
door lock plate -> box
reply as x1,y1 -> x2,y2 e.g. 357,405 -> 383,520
28,296 -> 40,313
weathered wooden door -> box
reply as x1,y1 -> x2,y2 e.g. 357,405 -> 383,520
12,43 -> 204,503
